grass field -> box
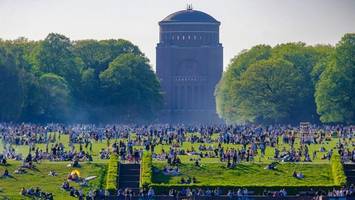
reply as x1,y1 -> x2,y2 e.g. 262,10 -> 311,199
152,162 -> 334,186
0,133 -> 343,198
0,161 -> 106,200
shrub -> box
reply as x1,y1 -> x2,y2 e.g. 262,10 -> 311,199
105,154 -> 119,193
331,152 -> 347,186
98,165 -> 108,189
141,151 -> 152,188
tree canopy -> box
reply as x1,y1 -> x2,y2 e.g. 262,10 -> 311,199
0,33 -> 162,123
315,33 -> 355,124
216,33 -> 353,125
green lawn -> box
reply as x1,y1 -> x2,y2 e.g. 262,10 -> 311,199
0,133 -> 116,162
153,137 -> 338,164
0,133 -> 344,198
0,161 -> 106,200
152,162 -> 335,186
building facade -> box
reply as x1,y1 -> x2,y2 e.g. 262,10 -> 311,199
156,8 -> 223,123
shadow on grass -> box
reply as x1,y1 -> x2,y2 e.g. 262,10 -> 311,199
235,164 -> 259,173
0,175 -> 17,180
152,166 -> 175,184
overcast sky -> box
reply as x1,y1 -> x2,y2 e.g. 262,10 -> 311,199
1,0 -> 355,70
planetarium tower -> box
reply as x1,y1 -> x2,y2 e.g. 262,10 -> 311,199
156,6 -> 223,123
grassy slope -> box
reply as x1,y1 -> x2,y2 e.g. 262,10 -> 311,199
152,162 -> 334,186
0,133 -> 114,162
150,134 -> 338,187
153,135 -> 338,164
0,161 -> 106,200
0,134 -> 342,198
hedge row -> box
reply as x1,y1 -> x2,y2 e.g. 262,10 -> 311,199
98,165 -> 108,189
141,151 -> 152,188
149,184 -> 340,195
331,152 -> 347,186
106,154 -> 119,193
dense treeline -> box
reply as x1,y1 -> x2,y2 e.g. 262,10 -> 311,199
216,33 -> 355,125
0,33 -> 162,123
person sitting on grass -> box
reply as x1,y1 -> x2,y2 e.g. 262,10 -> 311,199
227,161 -> 236,169
297,172 -> 304,179
72,158 -> 80,168
14,167 -> 27,174
2,168 -> 10,177
304,154 -> 312,162
186,177 -> 192,184
192,176 -> 197,183
0,155 -> 7,166
48,170 -> 57,176
23,153 -> 35,169
265,162 -> 278,170
20,187 -> 26,196
195,159 -> 201,167
293,171 -> 304,179
61,181 -> 70,190
79,179 -> 88,187
172,156 -> 181,165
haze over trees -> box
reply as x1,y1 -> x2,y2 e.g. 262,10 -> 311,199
216,33 -> 355,125
0,33 -> 353,124
0,33 -> 162,123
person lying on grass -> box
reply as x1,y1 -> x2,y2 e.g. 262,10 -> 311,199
163,165 -> 180,176
292,171 -> 304,179
180,176 -> 197,184
14,167 -> 27,174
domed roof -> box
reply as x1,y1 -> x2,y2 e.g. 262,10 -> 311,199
160,9 -> 219,24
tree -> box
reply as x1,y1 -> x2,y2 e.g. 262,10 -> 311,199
73,39 -> 142,103
99,53 -> 162,122
0,38 -> 43,122
37,73 -> 71,122
0,35 -> 162,123
216,42 -> 335,124
237,58 -> 303,124
215,45 -> 272,123
34,33 -> 83,95
271,43 -> 325,123
0,47 -> 25,121
315,33 -> 355,124
73,39 -> 142,74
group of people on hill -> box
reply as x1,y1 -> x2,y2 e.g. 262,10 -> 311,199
1,123 -> 354,160
20,187 -> 53,200
1,123 -> 354,168
0,123 -> 354,199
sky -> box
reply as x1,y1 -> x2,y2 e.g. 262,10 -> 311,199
1,0 -> 355,70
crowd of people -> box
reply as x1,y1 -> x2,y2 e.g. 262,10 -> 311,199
79,185 -> 355,199
20,187 -> 53,200
0,123 -> 354,199
1,123 -> 354,164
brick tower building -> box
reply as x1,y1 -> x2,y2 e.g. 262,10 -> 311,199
156,7 -> 223,123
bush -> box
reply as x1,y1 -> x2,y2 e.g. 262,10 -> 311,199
105,154 -> 119,193
331,152 -> 347,186
98,165 -> 108,189
141,151 -> 152,188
